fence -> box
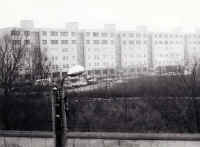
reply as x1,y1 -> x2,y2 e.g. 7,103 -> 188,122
66,97 -> 200,133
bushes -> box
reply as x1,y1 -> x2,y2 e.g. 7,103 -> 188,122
68,97 -> 200,133
0,92 -> 52,131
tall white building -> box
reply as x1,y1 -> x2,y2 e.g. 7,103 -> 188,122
38,28 -> 80,74
186,33 -> 200,67
81,26 -> 117,74
152,32 -> 185,68
119,31 -> 150,72
2,20 -> 200,77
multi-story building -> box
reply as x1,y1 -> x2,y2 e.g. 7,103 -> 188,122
185,33 -> 200,68
119,30 -> 150,73
2,20 -> 200,77
81,25 -> 117,75
38,24 -> 80,76
152,32 -> 185,70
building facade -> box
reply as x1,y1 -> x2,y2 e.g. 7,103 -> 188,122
152,32 -> 185,69
1,20 -> 200,77
119,31 -> 150,73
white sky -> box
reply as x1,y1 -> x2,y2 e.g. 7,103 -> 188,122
1,0 -> 200,32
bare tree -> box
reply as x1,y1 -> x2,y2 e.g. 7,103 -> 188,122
30,47 -> 51,80
0,32 -> 26,96
156,62 -> 200,132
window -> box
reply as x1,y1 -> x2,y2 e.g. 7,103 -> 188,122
86,32 -> 90,36
129,33 -> 134,37
136,34 -> 141,37
102,40 -> 108,44
93,40 -> 99,44
24,40 -> 30,45
93,32 -> 99,37
61,40 -> 68,44
24,31 -> 30,36
11,30 -> 20,36
72,40 -> 76,44
13,40 -> 21,45
86,40 -> 90,44
60,32 -> 68,36
63,56 -> 68,60
136,40 -> 141,44
110,40 -> 114,44
63,64 -> 69,68
129,40 -> 134,45
110,33 -> 114,37
42,31 -> 47,36
71,32 -> 76,37
50,31 -> 58,36
101,33 -> 108,37
51,40 -> 58,44
62,48 -> 68,52
42,40 -> 47,45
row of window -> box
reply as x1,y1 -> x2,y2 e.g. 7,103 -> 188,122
122,40 -> 148,45
86,40 -> 114,44
11,30 -> 200,39
155,61 -> 182,65
121,33 -> 148,38
188,41 -> 200,44
156,54 -> 181,57
42,31 -> 76,37
87,62 -> 114,67
51,64 -> 75,69
153,34 -> 183,38
11,31 -> 30,36
87,55 -> 114,60
123,54 -> 147,58
42,40 -> 77,45
51,56 -> 76,61
85,32 -> 115,37
123,62 -> 147,66
12,40 -> 30,44
153,40 -> 183,44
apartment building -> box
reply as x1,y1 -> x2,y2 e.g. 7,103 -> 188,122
2,20 -> 200,77
186,33 -> 200,68
38,25 -> 80,74
119,31 -> 150,73
81,25 -> 117,75
152,32 -> 185,69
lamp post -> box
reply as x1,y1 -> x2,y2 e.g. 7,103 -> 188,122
53,65 -> 85,147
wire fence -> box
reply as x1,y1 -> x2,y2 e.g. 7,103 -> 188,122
66,96 -> 200,133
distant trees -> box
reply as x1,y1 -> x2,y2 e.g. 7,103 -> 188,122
30,47 -> 51,80
0,32 -> 26,95
0,29 -> 51,96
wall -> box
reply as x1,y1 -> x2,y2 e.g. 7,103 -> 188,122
0,131 -> 55,147
65,132 -> 200,147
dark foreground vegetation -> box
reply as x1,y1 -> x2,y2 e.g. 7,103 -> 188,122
68,97 -> 200,133
0,88 -> 52,131
67,73 -> 200,133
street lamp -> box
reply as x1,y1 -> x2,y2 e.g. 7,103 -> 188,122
53,65 -> 85,147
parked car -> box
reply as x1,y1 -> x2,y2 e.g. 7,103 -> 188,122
87,78 -> 97,85
34,78 -> 52,86
72,80 -> 88,88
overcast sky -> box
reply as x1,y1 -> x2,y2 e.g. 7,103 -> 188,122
0,0 -> 200,32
